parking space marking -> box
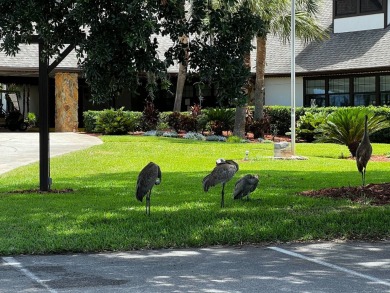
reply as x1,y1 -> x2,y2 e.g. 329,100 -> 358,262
268,246 -> 390,287
2,257 -> 57,293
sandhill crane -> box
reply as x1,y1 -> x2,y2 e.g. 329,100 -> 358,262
202,159 -> 239,207
356,115 -> 372,186
233,174 -> 259,201
136,162 -> 161,215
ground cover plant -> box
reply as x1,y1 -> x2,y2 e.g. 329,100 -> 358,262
0,136 -> 389,255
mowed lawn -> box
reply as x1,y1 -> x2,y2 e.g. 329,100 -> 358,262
0,135 -> 389,255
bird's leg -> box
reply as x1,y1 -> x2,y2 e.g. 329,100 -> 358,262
146,191 -> 151,215
221,183 -> 225,208
362,169 -> 366,187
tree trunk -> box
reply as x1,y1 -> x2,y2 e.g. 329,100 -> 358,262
254,36 -> 266,120
233,105 -> 246,138
233,52 -> 251,138
173,35 -> 189,112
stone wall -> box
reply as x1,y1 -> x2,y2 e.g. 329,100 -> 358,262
55,73 -> 78,132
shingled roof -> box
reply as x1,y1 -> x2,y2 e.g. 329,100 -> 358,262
1,2 -> 389,78
264,1 -> 390,76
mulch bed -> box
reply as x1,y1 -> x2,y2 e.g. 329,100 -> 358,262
7,188 -> 74,194
300,183 -> 390,205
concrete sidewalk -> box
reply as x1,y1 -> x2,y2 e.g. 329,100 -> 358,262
0,132 -> 102,175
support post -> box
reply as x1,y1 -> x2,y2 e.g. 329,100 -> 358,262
39,41 -> 50,191
290,0 -> 296,156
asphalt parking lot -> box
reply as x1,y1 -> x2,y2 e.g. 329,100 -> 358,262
0,132 -> 389,292
1,241 -> 389,293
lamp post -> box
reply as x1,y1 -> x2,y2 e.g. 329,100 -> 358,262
290,0 -> 296,156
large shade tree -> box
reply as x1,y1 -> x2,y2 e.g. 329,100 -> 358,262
164,1 -> 262,136
0,0 -> 177,103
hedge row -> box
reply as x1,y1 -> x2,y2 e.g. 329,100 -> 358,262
83,106 -> 390,142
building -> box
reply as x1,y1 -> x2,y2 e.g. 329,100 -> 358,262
1,0 -> 389,130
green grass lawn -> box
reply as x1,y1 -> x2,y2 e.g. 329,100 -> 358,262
0,136 -> 389,255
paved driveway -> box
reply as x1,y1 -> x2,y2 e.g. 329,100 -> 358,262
0,132 -> 102,175
1,241 -> 389,293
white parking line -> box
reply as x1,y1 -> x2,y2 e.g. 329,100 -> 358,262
268,246 -> 390,287
2,257 -> 57,293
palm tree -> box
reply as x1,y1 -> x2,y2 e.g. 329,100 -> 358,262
246,0 -> 328,120
315,108 -> 390,157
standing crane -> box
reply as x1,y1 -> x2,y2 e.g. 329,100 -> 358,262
202,159 -> 239,207
136,162 -> 161,215
356,115 -> 372,187
233,174 -> 259,201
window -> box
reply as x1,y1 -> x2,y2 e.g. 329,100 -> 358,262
305,80 -> 325,107
304,75 -> 390,107
335,0 -> 383,17
335,0 -> 357,16
329,78 -> 350,106
380,75 -> 390,105
354,76 -> 376,106
361,0 -> 383,13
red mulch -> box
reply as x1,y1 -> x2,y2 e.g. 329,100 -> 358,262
300,183 -> 390,205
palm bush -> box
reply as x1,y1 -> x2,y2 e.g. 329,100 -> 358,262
204,108 -> 235,135
315,108 -> 390,157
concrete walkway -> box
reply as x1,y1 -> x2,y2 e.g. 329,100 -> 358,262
0,132 -> 102,175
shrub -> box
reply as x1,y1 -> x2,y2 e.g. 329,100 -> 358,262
204,108 -> 235,135
25,112 -> 37,127
248,115 -> 271,139
140,101 -> 160,131
183,131 -> 205,140
83,110 -> 101,133
205,135 -> 227,142
167,112 -> 182,132
226,135 -> 246,143
95,108 -> 132,135
162,131 -> 179,137
295,111 -> 327,142
180,114 -> 197,132
315,107 -> 390,157
123,111 -> 142,132
144,130 -> 157,136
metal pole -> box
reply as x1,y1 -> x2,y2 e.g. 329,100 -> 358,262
39,40 -> 50,191
290,0 -> 296,156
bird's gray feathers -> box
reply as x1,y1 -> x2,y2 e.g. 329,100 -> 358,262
136,162 -> 161,202
233,174 -> 259,199
203,160 -> 238,192
356,115 -> 372,173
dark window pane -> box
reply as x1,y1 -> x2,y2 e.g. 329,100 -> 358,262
306,95 -> 325,107
354,76 -> 375,92
329,78 -> 349,93
306,80 -> 325,94
381,93 -> 390,105
361,0 -> 383,13
354,94 -> 376,106
330,94 -> 350,106
380,75 -> 390,91
335,0 -> 357,16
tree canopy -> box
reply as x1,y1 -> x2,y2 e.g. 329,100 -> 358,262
0,0 -> 262,106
